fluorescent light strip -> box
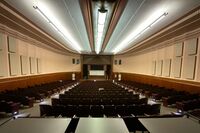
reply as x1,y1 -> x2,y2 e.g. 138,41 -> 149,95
33,6 -> 50,23
49,23 -> 58,31
98,12 -> 107,25
98,24 -> 104,32
150,12 -> 168,27
113,12 -> 168,54
33,6 -> 81,53
95,11 -> 107,54
140,26 -> 150,35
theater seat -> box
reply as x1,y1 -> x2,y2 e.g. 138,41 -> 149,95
90,105 -> 103,117
62,105 -> 76,117
76,105 -> 90,117
39,104 -> 53,117
103,105 -> 117,117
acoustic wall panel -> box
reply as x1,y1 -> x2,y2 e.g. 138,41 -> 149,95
174,43 -> 183,57
119,60 -> 122,65
163,59 -> 171,77
156,60 -> 163,76
76,59 -> 80,64
152,61 -> 156,75
20,55 -> 28,75
0,51 -> 4,76
185,38 -> 198,55
183,56 -> 196,80
37,58 -> 42,73
9,53 -> 18,76
29,57 -> 36,74
114,60 -> 117,65
173,57 -> 182,78
0,33 -> 3,50
72,58 -> 75,64
8,36 -> 17,53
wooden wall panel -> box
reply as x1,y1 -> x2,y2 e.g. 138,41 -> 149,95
174,43 -> 183,57
163,59 -> 171,77
185,38 -> 198,55
183,56 -> 196,80
8,36 -> 17,53
36,58 -> 42,74
0,72 -> 81,91
29,57 -> 36,74
0,51 -> 4,77
9,53 -> 18,76
151,61 -> 156,75
113,72 -> 200,94
173,57 -> 182,78
20,55 -> 28,75
0,33 -> 3,50
156,60 -> 163,76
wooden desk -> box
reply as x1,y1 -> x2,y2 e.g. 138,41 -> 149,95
75,118 -> 129,133
139,117 -> 200,133
0,118 -> 71,133
0,117 -> 12,126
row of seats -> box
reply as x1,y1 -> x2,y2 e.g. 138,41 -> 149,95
186,109 -> 200,122
54,81 -> 147,106
176,99 -> 200,111
52,97 -> 147,106
162,94 -> 199,107
48,81 -> 161,118
0,101 -> 20,114
117,81 -> 200,108
0,80 -> 75,114
40,103 -> 161,117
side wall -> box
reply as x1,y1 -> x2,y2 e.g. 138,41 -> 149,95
114,36 -> 200,81
0,32 -> 81,91
113,22 -> 200,93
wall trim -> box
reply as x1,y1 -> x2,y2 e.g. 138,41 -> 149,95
0,1 -> 78,56
0,24 -> 70,56
0,72 -> 81,91
119,6 -> 200,56
113,72 -> 200,94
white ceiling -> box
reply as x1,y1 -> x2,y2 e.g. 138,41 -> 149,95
5,0 -> 200,55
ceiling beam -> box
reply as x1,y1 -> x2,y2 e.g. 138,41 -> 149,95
101,0 -> 127,52
0,0 -> 77,55
123,6 -> 200,55
79,0 -> 95,52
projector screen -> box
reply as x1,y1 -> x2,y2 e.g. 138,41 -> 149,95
89,70 -> 105,76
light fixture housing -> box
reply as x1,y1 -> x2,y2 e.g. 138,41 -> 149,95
112,12 -> 168,54
95,8 -> 107,54
33,6 -> 82,53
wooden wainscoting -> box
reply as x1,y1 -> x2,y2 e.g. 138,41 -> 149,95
113,72 -> 200,94
0,72 -> 81,91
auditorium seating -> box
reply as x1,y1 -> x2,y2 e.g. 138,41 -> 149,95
0,80 -> 75,114
90,105 -> 104,117
39,104 -> 53,117
103,105 -> 117,117
187,109 -> 200,122
162,93 -> 199,107
117,80 -> 200,110
0,101 -> 20,114
42,81 -> 161,118
176,99 -> 200,111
